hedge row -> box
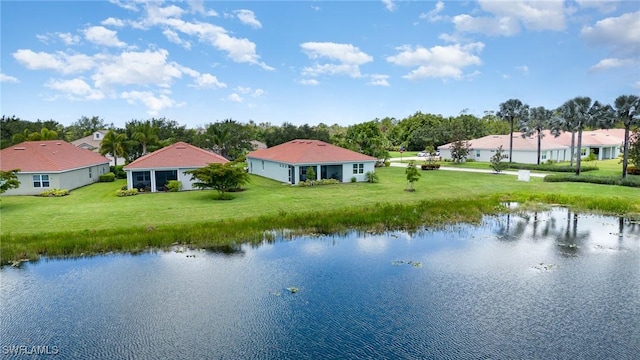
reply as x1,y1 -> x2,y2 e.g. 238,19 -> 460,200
544,174 -> 640,187
507,163 -> 598,172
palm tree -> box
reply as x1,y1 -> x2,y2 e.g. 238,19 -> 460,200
614,95 -> 640,178
497,99 -> 528,163
520,106 -> 552,165
571,97 -> 615,175
132,121 -> 159,155
553,100 -> 580,166
11,127 -> 58,143
208,125 -> 231,158
100,130 -> 127,166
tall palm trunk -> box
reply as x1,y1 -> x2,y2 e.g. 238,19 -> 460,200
622,126 -> 630,179
570,131 -> 575,167
509,118 -> 514,163
575,127 -> 583,176
536,130 -> 542,165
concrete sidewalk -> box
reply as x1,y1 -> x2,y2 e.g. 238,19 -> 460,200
387,159 -> 547,178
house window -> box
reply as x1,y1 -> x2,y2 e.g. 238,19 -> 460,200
262,160 -> 264,170
353,163 -> 364,174
476,150 -> 481,158
580,148 -> 587,156
89,167 -> 93,178
541,151 -> 547,160
33,174 -> 50,188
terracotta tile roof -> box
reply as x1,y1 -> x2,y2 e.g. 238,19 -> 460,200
246,139 -> 377,164
0,140 -> 110,172
124,142 -> 228,169
438,129 -> 624,151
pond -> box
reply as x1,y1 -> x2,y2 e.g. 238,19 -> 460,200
1,208 -> 639,359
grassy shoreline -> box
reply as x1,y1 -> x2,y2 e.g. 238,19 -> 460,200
2,166 -> 639,265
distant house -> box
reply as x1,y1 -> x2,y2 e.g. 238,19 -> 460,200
0,140 -> 110,195
71,130 -> 126,166
123,142 -> 228,192
246,139 -> 377,184
438,129 -> 624,164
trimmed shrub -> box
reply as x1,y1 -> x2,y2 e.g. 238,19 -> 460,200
39,189 -> 70,197
365,171 -> 379,183
99,172 -> 116,182
350,176 -> 357,183
544,174 -> 640,188
116,189 -> 139,197
165,180 -> 182,192
384,161 -> 390,167
298,178 -> 340,187
421,164 -> 441,170
507,163 -> 598,173
110,165 -> 126,179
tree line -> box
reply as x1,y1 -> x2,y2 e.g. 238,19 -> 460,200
2,94 -> 638,177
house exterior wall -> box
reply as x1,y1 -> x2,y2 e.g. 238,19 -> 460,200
2,163 -> 109,196
125,167 -> 202,192
247,157 -> 376,184
247,158 -> 289,183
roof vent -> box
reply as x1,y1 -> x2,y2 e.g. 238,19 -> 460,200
14,147 -> 25,150
40,143 -> 46,146
56,142 -> 62,145
176,146 -> 186,149
317,144 -> 326,146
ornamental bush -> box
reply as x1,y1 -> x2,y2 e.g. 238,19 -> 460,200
39,189 -> 70,197
116,189 -> 139,197
99,172 -> 116,182
165,180 -> 182,192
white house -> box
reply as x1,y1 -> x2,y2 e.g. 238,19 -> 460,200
246,139 -> 377,184
123,142 -> 228,192
71,130 -> 126,166
0,140 -> 110,195
438,129 -> 624,164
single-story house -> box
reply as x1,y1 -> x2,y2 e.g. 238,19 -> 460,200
0,140 -> 110,195
71,130 -> 126,166
246,139 -> 377,184
438,129 -> 624,164
123,141 -> 228,192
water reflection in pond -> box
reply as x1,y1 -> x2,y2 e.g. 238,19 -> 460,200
1,208 -> 639,359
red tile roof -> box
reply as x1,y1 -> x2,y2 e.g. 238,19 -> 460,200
246,139 -> 377,164
124,142 -> 228,169
0,140 -> 109,172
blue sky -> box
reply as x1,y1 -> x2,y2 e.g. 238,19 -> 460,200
1,1 -> 638,128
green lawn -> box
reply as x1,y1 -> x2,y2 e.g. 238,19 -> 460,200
2,166 -> 638,236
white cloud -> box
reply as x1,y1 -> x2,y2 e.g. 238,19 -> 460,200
589,58 -> 636,72
419,1 -> 445,22
121,90 -> 183,115
187,0 -> 217,16
582,11 -> 640,56
576,0 -> 617,13
300,42 -> 373,78
45,78 -> 104,100
83,26 -> 126,47
108,0 -> 140,12
368,74 -> 390,86
192,73 -> 226,88
234,9 -> 262,29
0,73 -> 19,83
299,79 -> 319,86
163,29 -> 191,49
92,49 -> 182,88
310,5 -> 321,11
58,32 -> 81,45
234,86 -> 263,96
382,0 -> 396,12
633,80 -> 640,90
13,49 -> 95,74
227,93 -> 243,102
516,65 -> 529,75
453,0 -> 567,36
36,32 -> 81,45
101,17 -> 125,27
387,42 -> 484,80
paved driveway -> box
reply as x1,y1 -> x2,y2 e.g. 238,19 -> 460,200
388,158 -> 547,178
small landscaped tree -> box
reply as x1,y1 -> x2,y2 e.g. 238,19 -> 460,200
186,163 -> 250,200
490,146 -> 509,173
629,128 -> 640,171
405,161 -> 420,191
449,139 -> 471,163
306,166 -> 316,182
0,169 -> 21,194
